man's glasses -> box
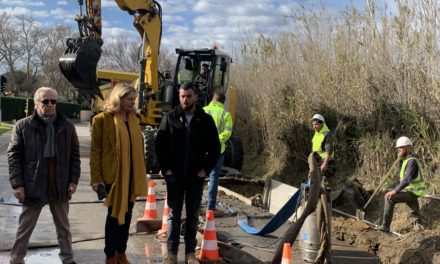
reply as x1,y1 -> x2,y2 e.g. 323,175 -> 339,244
40,99 -> 57,105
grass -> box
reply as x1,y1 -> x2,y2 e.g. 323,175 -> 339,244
0,122 -> 12,135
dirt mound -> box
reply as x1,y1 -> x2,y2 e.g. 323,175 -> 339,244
379,230 -> 440,264
333,216 -> 440,264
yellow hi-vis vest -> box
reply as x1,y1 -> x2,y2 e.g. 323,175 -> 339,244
400,156 -> 426,197
203,101 -> 233,154
312,124 -> 334,159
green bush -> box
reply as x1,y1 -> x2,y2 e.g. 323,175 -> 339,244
0,96 -> 80,121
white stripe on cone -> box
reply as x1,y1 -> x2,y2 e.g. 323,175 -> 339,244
205,220 -> 215,230
200,240 -> 218,250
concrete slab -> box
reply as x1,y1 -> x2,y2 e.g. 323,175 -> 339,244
266,179 -> 299,222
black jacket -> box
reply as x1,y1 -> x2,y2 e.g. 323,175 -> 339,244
155,105 -> 220,176
8,111 -> 80,205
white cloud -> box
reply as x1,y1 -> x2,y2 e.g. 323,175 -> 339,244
0,0 -> 44,6
102,27 -> 138,40
32,10 -> 49,18
102,0 -> 118,8
162,15 -> 185,24
0,7 -> 31,17
50,8 -> 75,20
57,1 -> 68,5
279,3 -> 301,16
160,0 -> 195,14
167,25 -> 189,33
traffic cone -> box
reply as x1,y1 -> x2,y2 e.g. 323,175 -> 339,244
197,210 -> 222,263
157,193 -> 169,237
281,243 -> 292,264
138,180 -> 158,220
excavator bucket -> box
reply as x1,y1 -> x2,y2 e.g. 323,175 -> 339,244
59,37 -> 103,99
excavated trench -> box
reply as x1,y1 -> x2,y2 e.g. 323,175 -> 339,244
218,177 -> 440,263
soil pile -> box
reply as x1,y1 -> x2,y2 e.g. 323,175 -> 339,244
333,216 -> 440,264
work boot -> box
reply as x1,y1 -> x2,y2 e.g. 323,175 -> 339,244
105,256 -> 117,264
163,253 -> 177,264
377,225 -> 390,233
116,252 -> 130,264
413,222 -> 424,231
185,253 -> 200,264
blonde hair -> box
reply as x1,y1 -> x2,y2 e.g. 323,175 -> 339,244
104,83 -> 136,113
34,87 -> 58,104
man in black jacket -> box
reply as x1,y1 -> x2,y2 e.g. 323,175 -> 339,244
8,87 -> 80,264
156,82 -> 220,264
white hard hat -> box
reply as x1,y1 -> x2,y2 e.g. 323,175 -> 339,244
395,136 -> 413,148
311,114 -> 325,122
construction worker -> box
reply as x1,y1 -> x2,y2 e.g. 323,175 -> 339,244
378,136 -> 426,232
311,114 -> 335,179
203,89 -> 233,212
194,63 -> 210,90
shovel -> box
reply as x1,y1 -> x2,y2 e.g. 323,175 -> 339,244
356,159 -> 400,221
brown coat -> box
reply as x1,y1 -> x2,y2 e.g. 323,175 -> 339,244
90,111 -> 118,185
90,111 -> 148,224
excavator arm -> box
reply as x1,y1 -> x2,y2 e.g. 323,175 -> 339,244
59,0 -> 162,125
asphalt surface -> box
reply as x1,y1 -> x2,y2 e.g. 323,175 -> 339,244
0,122 -> 382,264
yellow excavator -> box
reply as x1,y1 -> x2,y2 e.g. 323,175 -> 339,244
59,0 -> 243,174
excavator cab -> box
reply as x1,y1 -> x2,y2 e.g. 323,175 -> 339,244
173,48 -> 232,107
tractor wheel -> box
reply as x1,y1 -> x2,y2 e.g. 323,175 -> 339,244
223,136 -> 244,171
143,127 -> 160,174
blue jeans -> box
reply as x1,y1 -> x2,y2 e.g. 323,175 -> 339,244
165,173 -> 204,255
208,154 -> 224,210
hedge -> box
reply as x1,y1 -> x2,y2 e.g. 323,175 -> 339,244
0,96 -> 80,121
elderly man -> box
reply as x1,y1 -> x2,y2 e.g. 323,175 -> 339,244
8,87 -> 80,264
378,136 -> 426,233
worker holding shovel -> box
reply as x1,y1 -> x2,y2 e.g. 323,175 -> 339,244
378,136 -> 426,232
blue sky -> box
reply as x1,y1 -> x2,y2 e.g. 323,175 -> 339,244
0,0 -> 393,54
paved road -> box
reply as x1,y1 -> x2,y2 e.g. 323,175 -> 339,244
0,123 -> 381,264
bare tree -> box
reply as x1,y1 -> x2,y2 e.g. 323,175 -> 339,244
0,13 -> 24,96
159,47 -> 176,76
17,16 -> 41,96
35,25 -> 77,101
100,37 -> 140,72
100,37 -> 176,76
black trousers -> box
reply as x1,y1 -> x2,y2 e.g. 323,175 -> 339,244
104,202 -> 134,257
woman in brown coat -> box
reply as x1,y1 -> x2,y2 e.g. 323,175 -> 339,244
90,83 -> 148,264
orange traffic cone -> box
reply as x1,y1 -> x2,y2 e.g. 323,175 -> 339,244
197,210 -> 222,263
157,193 -> 169,237
281,243 -> 292,264
138,180 -> 158,221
